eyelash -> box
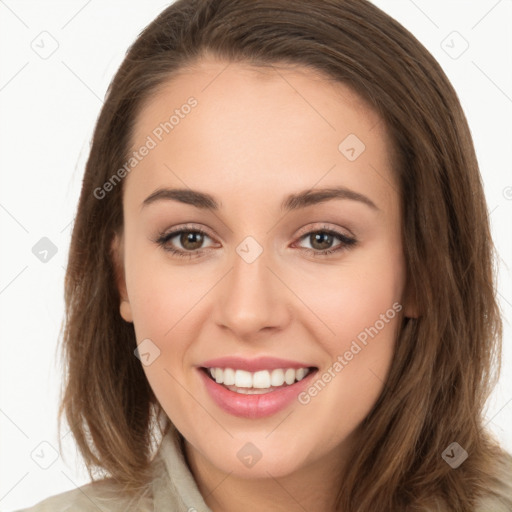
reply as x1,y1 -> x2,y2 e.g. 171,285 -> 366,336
155,224 -> 357,260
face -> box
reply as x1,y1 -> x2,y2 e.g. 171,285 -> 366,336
112,55 -> 415,480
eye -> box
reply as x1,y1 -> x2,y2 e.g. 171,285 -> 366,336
155,225 -> 217,259
154,224 -> 357,259
294,226 -> 357,257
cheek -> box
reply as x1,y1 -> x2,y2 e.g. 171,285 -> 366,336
126,262 -> 199,422
299,238 -> 404,354
294,241 -> 404,432
122,233 -> 221,375
124,232 -> 200,336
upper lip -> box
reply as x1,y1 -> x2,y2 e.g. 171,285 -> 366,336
199,356 -> 316,373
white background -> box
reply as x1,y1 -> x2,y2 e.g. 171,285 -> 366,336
0,1 -> 511,510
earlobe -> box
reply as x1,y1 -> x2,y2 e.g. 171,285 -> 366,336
120,300 -> 134,323
110,233 -> 133,323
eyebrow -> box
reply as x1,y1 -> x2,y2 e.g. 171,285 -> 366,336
141,186 -> 379,212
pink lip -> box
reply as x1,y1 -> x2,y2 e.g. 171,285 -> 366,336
199,356 -> 314,372
198,367 -> 318,419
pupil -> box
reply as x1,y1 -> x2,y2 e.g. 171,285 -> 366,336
312,232 -> 332,250
181,231 -> 203,250
178,231 -> 334,251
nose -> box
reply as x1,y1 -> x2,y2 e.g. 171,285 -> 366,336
213,245 -> 291,341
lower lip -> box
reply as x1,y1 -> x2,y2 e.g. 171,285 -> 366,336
198,368 -> 317,419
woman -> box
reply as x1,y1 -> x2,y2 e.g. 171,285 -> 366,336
16,0 -> 512,510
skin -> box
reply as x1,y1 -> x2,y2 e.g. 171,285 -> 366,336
112,54 -> 417,512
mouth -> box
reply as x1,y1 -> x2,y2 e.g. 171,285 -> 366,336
200,366 -> 318,395
198,364 -> 319,418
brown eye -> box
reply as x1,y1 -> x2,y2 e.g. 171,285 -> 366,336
295,228 -> 357,257
309,232 -> 335,251
155,227 -> 216,259
155,225 -> 357,260
179,231 -> 205,251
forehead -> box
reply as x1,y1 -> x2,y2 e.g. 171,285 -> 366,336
133,56 -> 383,140
125,57 -> 397,214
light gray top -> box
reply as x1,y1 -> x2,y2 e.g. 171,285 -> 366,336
13,427 -> 213,512
12,427 -> 512,511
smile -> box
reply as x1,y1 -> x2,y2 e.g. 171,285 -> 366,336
198,365 -> 318,418
203,366 -> 314,393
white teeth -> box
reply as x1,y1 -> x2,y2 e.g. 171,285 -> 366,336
235,369 -> 252,388
223,368 -> 236,385
284,368 -> 296,385
270,369 -> 285,387
206,367 -> 312,389
252,370 -> 271,389
224,386 -> 275,394
296,368 -> 306,381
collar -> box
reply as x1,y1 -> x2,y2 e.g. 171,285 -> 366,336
149,426 -> 512,511
151,426 -> 213,512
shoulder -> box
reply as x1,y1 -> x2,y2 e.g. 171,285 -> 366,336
473,449 -> 512,512
12,477 -> 153,512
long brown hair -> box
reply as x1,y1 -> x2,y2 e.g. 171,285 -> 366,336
57,0 -> 506,509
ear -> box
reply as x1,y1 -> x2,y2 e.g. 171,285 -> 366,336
110,232 -> 133,323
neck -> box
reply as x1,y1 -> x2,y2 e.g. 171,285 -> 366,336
183,437 -> 350,512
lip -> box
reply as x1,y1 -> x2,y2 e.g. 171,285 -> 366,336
199,356 -> 315,372
198,366 -> 318,419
